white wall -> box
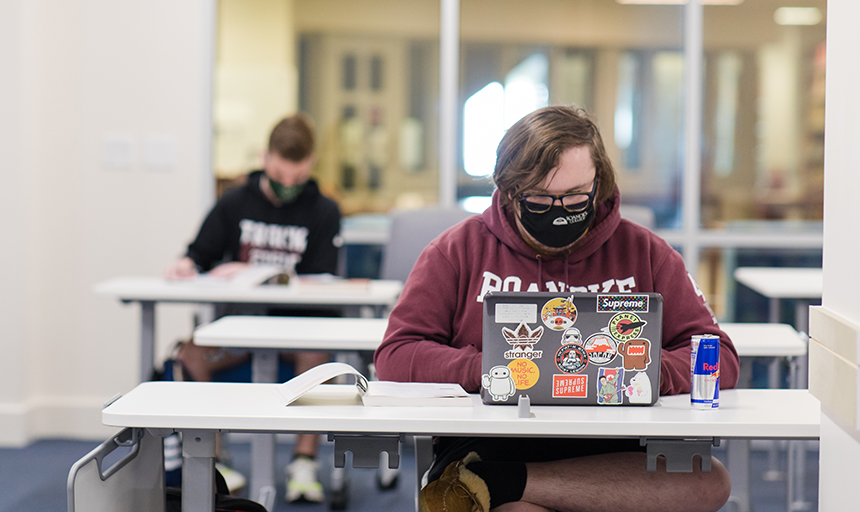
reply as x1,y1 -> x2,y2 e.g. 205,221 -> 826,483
0,0 -> 214,445
818,0 -> 860,507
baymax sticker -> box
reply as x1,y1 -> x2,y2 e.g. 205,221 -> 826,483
608,312 -> 646,342
502,322 -> 544,360
541,296 -> 577,331
552,374 -> 588,398
584,333 -> 618,365
555,343 -> 588,374
618,338 -> 651,371
482,365 -> 516,402
625,372 -> 652,404
597,367 -> 625,405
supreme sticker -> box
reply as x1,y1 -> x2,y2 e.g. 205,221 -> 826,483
552,374 -> 588,398
597,294 -> 649,313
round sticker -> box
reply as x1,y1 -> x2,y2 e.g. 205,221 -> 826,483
541,297 -> 577,331
608,312 -> 646,342
555,343 -> 588,374
507,358 -> 540,390
584,333 -> 618,365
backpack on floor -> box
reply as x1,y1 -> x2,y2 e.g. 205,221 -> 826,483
165,468 -> 267,512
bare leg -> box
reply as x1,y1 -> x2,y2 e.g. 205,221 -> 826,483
514,452 -> 730,512
493,502 -> 554,512
177,341 -> 249,382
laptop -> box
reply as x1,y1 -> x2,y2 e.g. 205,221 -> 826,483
481,291 -> 662,406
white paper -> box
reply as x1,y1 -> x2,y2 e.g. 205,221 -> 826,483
275,362 -> 368,406
361,381 -> 471,406
367,382 -> 468,399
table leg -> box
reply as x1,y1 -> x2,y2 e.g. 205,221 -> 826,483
140,301 -> 156,383
182,430 -> 216,512
250,349 -> 278,506
725,439 -> 751,512
762,359 -> 785,481
768,297 -> 780,324
789,337 -> 812,511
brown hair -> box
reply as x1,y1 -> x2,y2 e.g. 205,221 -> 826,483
493,105 -> 616,208
268,113 -> 315,162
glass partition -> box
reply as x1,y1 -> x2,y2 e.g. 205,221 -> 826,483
458,0 -> 684,224
701,1 -> 826,229
211,0 -> 825,289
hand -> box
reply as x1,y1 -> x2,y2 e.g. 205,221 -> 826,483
207,261 -> 250,279
164,257 -> 198,280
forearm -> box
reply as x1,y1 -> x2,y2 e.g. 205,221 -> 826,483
374,336 -> 482,391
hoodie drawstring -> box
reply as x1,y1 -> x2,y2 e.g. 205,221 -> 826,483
535,253 -> 571,292
564,253 -> 570,287
536,254 -> 543,291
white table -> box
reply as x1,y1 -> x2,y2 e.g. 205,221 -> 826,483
192,315 -> 389,504
193,316 -> 387,354
733,267 -> 822,330
102,383 -> 819,512
94,276 -> 402,381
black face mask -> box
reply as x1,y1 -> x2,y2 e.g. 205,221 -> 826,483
518,203 -> 595,249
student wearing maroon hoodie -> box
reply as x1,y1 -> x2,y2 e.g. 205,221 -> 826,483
374,106 -> 739,512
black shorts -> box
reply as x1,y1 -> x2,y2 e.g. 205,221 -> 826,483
427,436 -> 646,483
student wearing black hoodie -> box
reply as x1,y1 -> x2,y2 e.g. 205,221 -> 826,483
165,114 -> 339,503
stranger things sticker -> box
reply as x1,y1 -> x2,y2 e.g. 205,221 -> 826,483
552,374 -> 588,398
541,296 -> 577,331
583,333 -> 618,365
618,338 -> 652,371
597,367 -> 625,405
501,322 -> 544,360
608,312 -> 647,342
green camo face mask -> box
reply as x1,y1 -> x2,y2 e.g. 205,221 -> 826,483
269,178 -> 305,204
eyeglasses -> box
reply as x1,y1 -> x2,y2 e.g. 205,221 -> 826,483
519,179 -> 598,214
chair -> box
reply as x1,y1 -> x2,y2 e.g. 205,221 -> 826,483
380,207 -> 475,282
68,428 -> 165,512
376,207 -> 474,510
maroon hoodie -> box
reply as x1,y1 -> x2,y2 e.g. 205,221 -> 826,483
374,187 -> 739,396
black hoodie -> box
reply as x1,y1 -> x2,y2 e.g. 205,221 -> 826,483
186,170 -> 340,274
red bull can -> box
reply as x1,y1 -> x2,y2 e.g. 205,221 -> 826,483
691,334 -> 720,409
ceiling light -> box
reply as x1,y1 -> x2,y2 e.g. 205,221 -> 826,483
774,7 -> 822,26
616,0 -> 744,5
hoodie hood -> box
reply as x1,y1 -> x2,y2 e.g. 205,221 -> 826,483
482,185 -> 622,264
246,169 -> 321,206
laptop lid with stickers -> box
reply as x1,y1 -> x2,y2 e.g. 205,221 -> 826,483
480,291 -> 662,406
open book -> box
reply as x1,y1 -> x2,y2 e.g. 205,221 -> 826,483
274,362 -> 471,407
